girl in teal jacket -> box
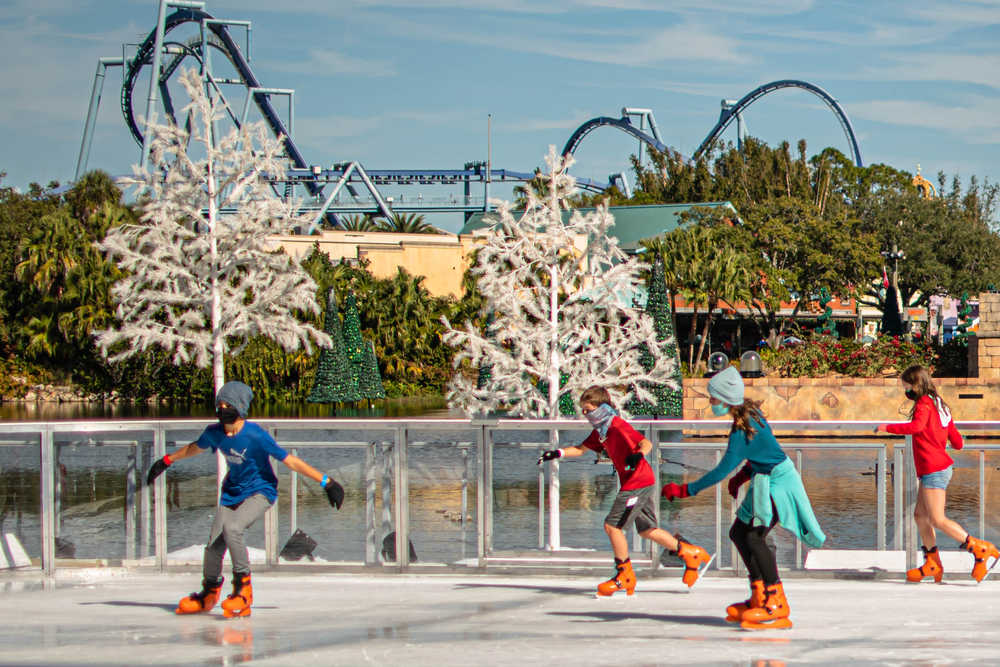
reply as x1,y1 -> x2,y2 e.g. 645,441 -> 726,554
662,366 -> 824,630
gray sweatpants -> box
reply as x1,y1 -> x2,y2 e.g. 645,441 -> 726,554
203,493 -> 272,580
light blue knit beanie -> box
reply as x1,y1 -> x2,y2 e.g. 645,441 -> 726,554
706,366 -> 744,406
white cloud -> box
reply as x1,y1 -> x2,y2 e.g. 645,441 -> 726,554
264,49 -> 397,77
860,53 -> 1000,91
850,97 -> 1000,143
495,110 -> 595,132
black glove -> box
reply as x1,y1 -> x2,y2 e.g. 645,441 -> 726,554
146,456 -> 171,485
624,452 -> 645,471
324,478 -> 345,509
537,449 -> 562,465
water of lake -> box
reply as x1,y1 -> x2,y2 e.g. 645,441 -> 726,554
2,405 -> 999,570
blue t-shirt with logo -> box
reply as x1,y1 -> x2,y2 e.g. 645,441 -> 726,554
196,421 -> 288,506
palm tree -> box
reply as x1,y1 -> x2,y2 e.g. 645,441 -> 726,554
340,214 -> 378,232
645,226 -> 713,370
376,212 -> 436,234
692,246 -> 753,372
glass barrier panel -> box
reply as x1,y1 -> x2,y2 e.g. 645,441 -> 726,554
53,433 -> 148,564
407,439 -> 477,565
0,439 -> 42,570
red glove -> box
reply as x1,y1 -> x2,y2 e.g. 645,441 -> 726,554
728,463 -> 752,499
661,482 -> 690,501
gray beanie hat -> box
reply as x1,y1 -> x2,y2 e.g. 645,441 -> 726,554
706,366 -> 744,406
216,381 -> 254,418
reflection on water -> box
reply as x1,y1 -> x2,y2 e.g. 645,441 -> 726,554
3,432 -> 1000,567
0,396 -> 451,422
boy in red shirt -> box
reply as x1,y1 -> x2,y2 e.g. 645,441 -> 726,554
539,385 -> 713,596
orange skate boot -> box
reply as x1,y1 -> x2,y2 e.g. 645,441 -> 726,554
175,577 -> 224,614
741,582 -> 793,630
673,537 -> 714,587
906,546 -> 943,583
964,536 -> 1000,583
726,578 -> 765,622
221,572 -> 253,618
597,559 -> 637,597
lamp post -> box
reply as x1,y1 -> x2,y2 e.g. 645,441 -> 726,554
881,240 -> 906,328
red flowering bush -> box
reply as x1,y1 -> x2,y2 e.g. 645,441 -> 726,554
768,336 -> 937,378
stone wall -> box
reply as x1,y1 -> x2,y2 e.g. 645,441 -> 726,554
970,292 -> 1000,378
683,376 -> 1000,422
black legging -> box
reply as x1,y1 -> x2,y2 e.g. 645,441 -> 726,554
729,511 -> 780,586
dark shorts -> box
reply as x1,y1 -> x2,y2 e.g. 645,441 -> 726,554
605,486 -> 657,533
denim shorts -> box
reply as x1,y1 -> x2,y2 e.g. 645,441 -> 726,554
919,466 -> 953,490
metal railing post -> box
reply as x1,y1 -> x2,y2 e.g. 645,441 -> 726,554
547,427 -> 560,550
382,442 -> 393,555
650,427 -> 661,573
140,444 -> 152,559
905,435 -> 918,570
980,449 -> 986,540
733,485 -> 744,576
894,445 -> 903,551
877,446 -> 886,551
538,445 -> 545,549
290,447 -> 298,537
39,428 -> 55,576
154,423 -> 168,572
365,443 -> 377,565
477,426 -> 487,568
126,443 -> 137,560
485,428 -> 494,554
713,448 -> 721,570
393,426 -> 409,571
53,443 -> 61,539
795,449 -> 802,569
461,447 -> 469,561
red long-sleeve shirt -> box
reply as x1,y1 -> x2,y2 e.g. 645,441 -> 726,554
886,395 -> 963,477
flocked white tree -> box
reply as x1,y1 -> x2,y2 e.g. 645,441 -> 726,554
443,146 -> 678,419
96,68 -> 329,395
443,148 -> 679,549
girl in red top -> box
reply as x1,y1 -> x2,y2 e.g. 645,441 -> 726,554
877,365 -> 999,583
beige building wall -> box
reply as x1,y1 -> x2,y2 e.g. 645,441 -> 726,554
272,230 -> 475,298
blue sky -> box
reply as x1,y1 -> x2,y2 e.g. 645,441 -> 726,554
1,0 -> 998,232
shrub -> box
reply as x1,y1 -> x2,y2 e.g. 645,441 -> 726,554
768,336 -> 937,378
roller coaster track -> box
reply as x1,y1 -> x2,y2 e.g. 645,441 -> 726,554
120,8 -> 318,193
693,79 -> 865,167
86,3 -> 867,227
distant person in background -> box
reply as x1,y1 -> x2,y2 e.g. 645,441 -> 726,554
663,367 -> 825,630
877,365 -> 999,583
146,381 -> 345,618
537,385 -> 713,597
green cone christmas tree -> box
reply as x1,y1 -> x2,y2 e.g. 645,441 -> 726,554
308,288 -> 362,404
342,291 -> 386,401
625,256 -> 683,417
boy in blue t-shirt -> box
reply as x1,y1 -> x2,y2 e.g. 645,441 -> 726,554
146,381 -> 344,618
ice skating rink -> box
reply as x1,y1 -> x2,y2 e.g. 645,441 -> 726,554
1,572 -> 997,666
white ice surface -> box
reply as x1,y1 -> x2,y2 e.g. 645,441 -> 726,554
0,573 -> 998,666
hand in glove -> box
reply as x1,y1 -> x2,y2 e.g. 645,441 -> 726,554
623,452 -> 645,471
661,482 -> 690,501
537,449 -> 563,465
322,475 -> 345,509
146,455 -> 172,486
728,463 -> 753,499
